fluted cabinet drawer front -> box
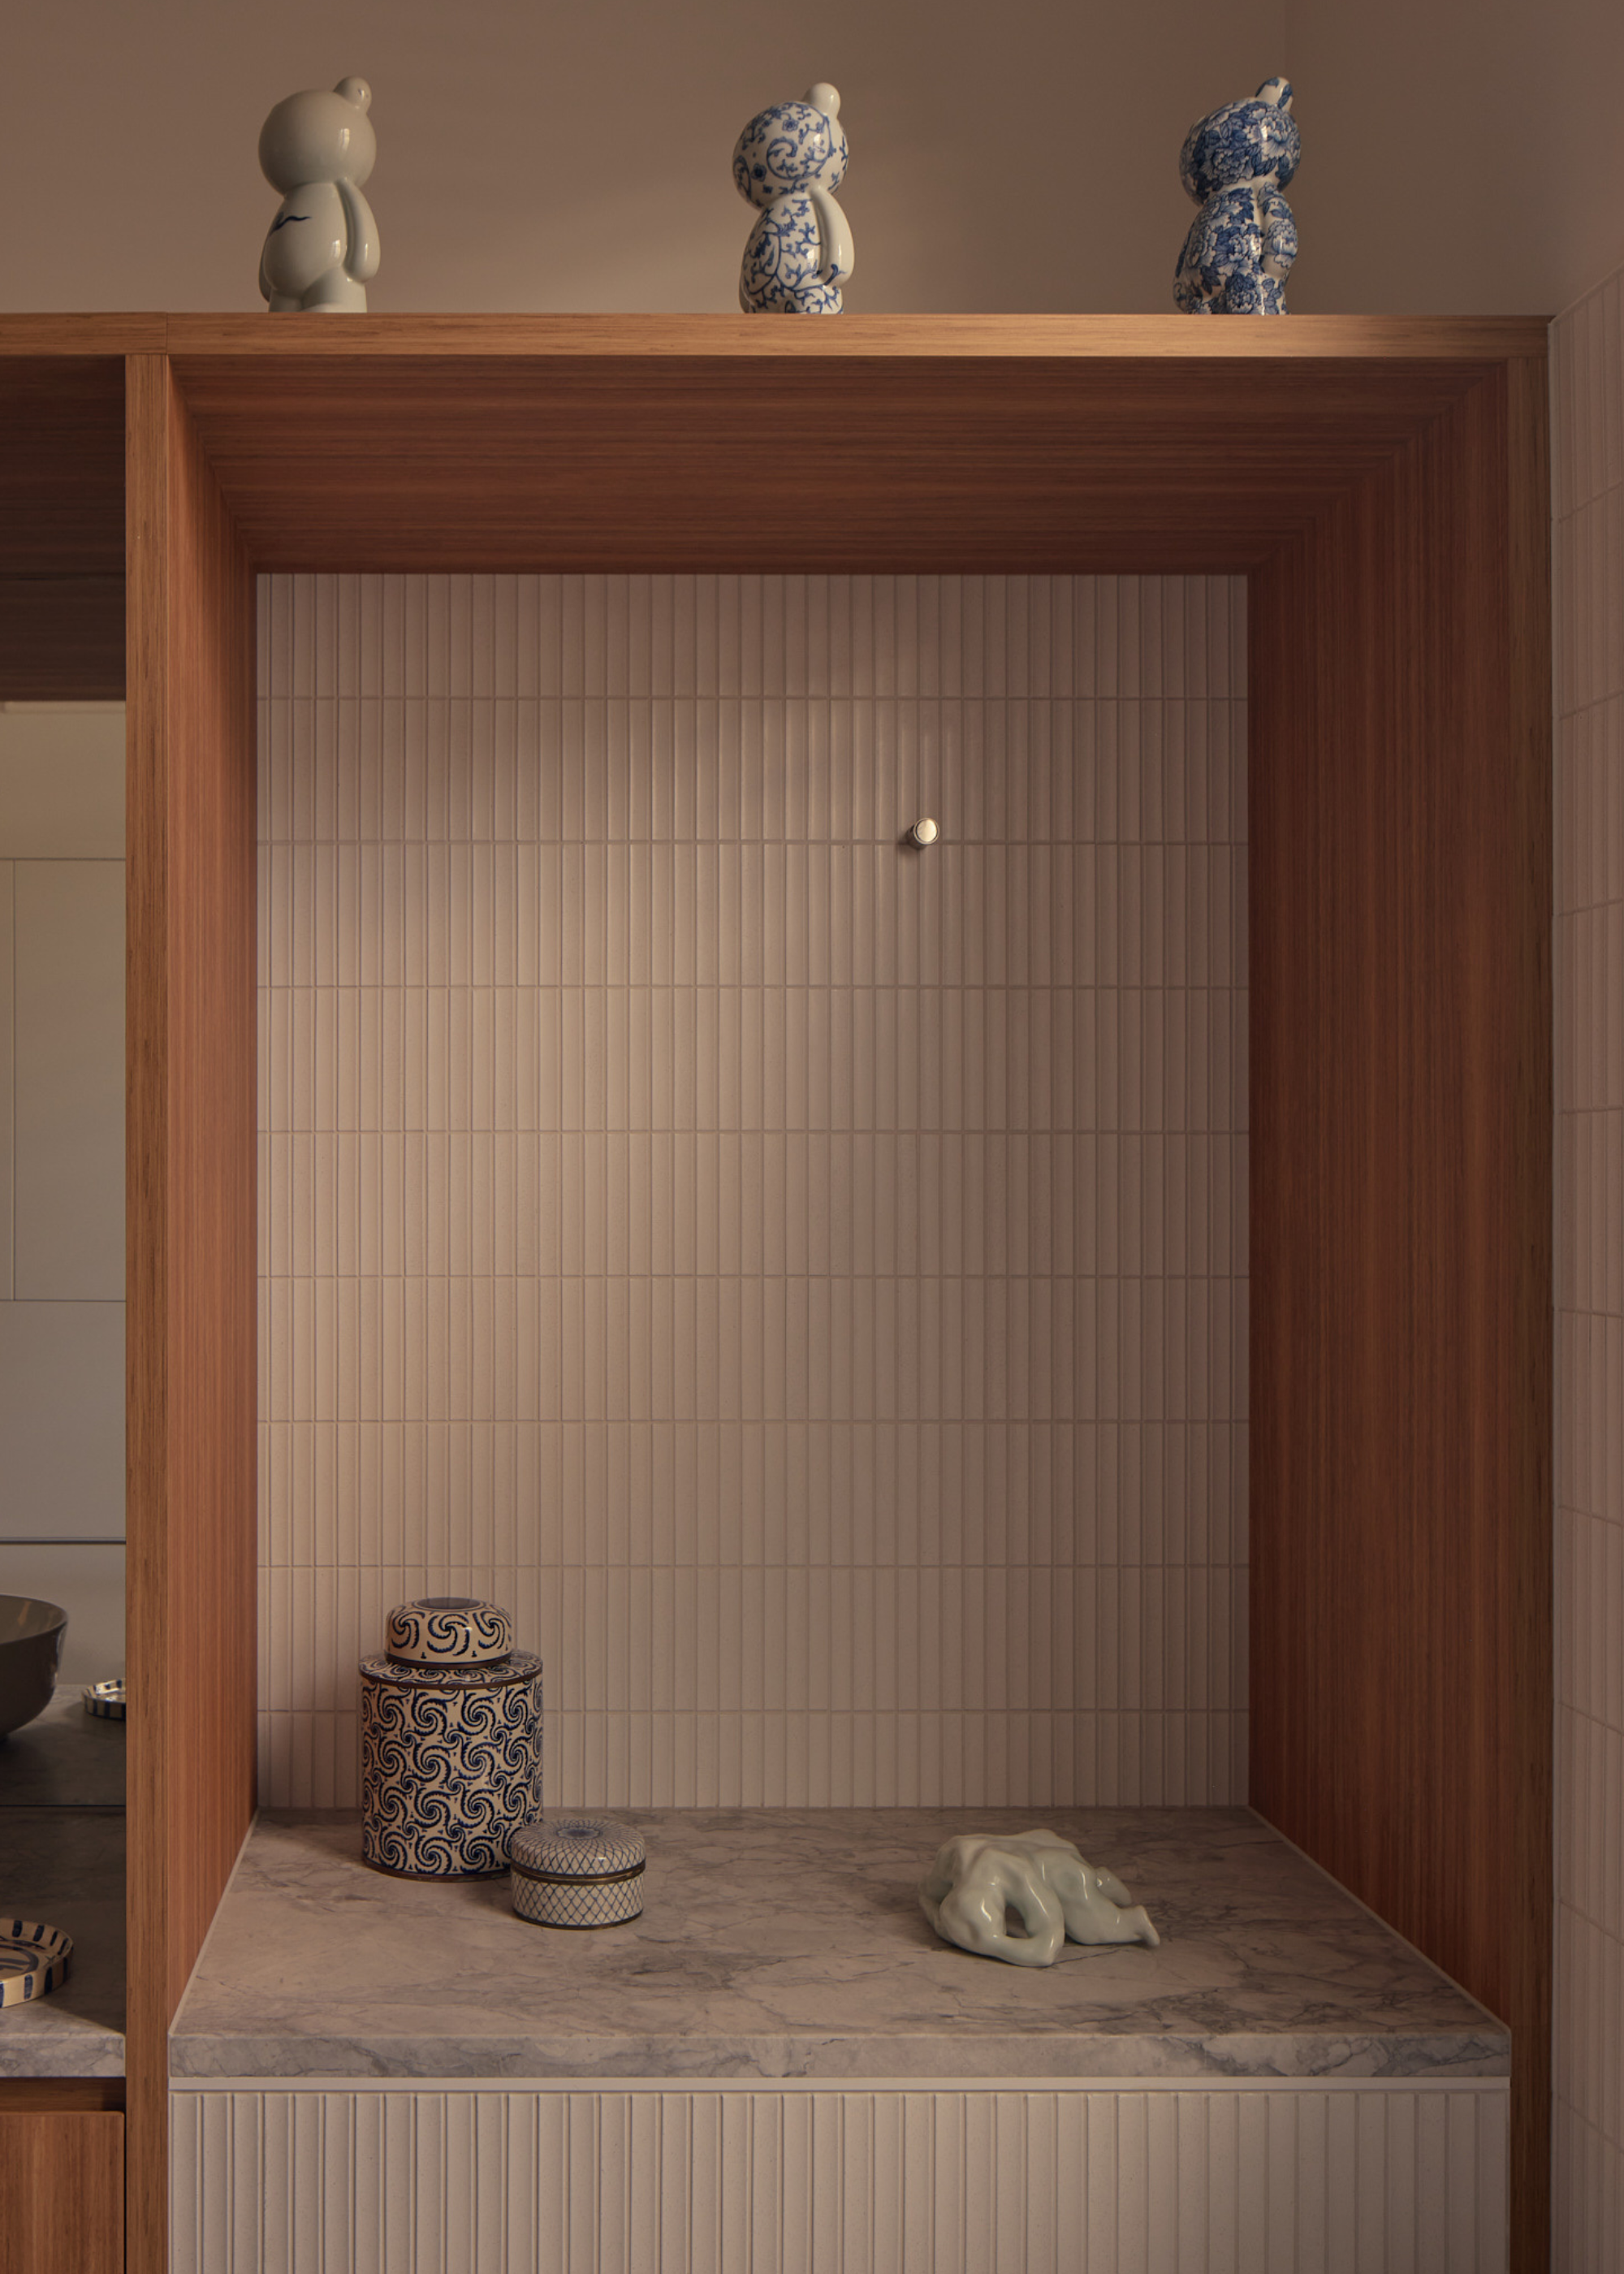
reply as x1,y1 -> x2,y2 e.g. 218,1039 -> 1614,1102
171,2083 -> 1508,2274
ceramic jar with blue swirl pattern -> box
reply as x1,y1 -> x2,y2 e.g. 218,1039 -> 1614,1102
733,83 -> 853,314
361,1597 -> 542,1878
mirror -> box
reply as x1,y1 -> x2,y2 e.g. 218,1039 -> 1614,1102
0,694 -> 127,1809
0,357 -> 127,2069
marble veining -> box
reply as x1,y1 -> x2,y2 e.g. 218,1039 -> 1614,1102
169,1808 -> 1508,2083
0,1809 -> 125,2075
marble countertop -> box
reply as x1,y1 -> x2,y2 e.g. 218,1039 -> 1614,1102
169,1807 -> 1509,2084
0,1686 -> 126,1809
0,1809 -> 125,2076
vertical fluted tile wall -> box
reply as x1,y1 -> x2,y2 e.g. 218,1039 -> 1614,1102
257,576 -> 1248,1811
1553,281 -> 1624,2271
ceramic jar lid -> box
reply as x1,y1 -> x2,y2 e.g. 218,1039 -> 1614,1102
509,1817 -> 646,1883
387,1597 -> 512,1667
361,1648 -> 541,1691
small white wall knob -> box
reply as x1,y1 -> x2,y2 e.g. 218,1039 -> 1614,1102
909,818 -> 939,846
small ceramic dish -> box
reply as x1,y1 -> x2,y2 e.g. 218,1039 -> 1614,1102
386,1597 -> 512,1667
0,1920 -> 72,2006
84,1678 -> 126,1721
509,1817 -> 646,1929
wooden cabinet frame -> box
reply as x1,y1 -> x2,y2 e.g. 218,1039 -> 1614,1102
0,313 -> 1553,2273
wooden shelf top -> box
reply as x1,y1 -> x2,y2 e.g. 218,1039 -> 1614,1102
0,311 -> 1550,365
165,311 -> 1550,364
0,316 -> 165,357
0,310 -> 1551,581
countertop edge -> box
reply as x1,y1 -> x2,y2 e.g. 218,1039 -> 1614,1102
167,2029 -> 1511,2085
0,2043 -> 126,2079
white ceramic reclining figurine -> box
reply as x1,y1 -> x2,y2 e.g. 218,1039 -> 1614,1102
920,1830 -> 1160,1968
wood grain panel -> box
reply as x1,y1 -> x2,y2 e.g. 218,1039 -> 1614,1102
0,357 -> 125,697
124,352 -> 258,2274
0,2080 -> 125,2112
0,2111 -> 123,2274
163,310 -> 1548,361
1249,357 -> 1552,2272
0,359 -> 124,577
0,574 -> 124,698
0,317 -> 166,357
168,340 -> 1509,576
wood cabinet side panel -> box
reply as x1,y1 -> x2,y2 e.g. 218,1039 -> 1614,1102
0,2112 -> 124,2274
1248,363 -> 1553,2271
125,350 -> 258,2274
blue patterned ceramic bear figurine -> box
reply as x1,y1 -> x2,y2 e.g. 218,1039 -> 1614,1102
734,83 -> 853,314
1175,77 -> 1298,314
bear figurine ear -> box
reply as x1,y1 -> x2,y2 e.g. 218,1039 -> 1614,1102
804,83 -> 841,120
335,76 -> 372,111
1255,76 -> 1293,110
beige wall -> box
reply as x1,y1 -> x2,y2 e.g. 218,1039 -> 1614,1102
5,0 -> 1624,315
1284,0 -> 1624,317
0,0 -> 1281,315
257,573 -> 1249,1810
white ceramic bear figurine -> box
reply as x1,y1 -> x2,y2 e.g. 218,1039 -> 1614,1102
733,83 -> 853,314
258,77 -> 380,313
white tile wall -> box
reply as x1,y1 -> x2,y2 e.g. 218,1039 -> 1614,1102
257,577 -> 1249,1811
1553,275 -> 1624,2272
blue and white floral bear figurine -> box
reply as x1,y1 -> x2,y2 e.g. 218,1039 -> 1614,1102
734,83 -> 853,314
258,77 -> 380,313
1174,77 -> 1298,314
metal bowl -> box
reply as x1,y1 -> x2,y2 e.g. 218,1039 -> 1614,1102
0,1596 -> 68,1739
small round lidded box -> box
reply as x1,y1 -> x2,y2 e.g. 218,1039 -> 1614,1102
509,1818 -> 646,1929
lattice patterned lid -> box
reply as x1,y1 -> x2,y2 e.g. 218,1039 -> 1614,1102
508,1817 -> 646,1881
